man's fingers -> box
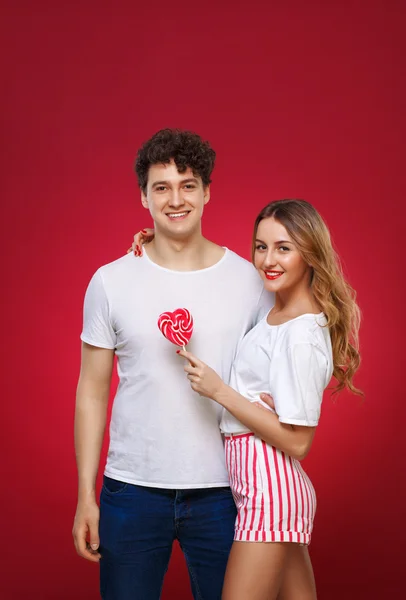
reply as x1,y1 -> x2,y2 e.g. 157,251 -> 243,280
83,545 -> 101,562
88,519 -> 100,552
82,547 -> 101,562
260,393 -> 275,409
73,528 -> 100,562
73,523 -> 85,552
73,525 -> 87,555
73,527 -> 99,562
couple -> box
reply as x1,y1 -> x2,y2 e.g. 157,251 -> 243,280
73,128 -> 361,600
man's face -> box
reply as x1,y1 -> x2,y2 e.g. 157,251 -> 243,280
141,160 -> 210,239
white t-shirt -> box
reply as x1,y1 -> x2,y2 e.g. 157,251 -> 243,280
220,313 -> 333,434
81,248 -> 273,489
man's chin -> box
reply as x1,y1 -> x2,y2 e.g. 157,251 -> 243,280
157,223 -> 200,241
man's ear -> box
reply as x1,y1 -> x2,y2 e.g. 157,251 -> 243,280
203,185 -> 210,206
141,190 -> 149,209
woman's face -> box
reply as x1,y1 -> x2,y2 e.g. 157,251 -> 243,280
254,217 -> 311,294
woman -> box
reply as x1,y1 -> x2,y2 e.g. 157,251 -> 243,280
131,199 -> 362,599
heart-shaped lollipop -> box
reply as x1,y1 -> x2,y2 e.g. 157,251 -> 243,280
157,308 -> 193,349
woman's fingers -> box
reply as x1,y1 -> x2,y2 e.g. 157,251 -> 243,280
132,231 -> 143,256
177,349 -> 203,368
131,228 -> 155,257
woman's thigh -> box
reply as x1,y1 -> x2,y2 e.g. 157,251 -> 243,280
277,544 -> 317,600
222,541 -> 289,600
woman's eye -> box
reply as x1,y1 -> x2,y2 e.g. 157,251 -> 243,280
255,244 -> 266,251
279,246 -> 290,252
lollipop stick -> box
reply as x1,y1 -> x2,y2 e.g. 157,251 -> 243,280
182,344 -> 186,351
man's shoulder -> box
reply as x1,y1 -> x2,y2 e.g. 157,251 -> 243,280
97,252 -> 135,277
86,254 -> 137,293
224,249 -> 258,276
223,249 -> 268,302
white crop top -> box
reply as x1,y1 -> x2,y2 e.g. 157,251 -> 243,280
220,313 -> 333,434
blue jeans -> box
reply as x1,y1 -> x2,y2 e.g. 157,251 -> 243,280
99,476 -> 237,599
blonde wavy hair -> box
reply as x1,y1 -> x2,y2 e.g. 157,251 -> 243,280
252,199 -> 362,396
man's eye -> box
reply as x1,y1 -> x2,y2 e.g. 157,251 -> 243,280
184,184 -> 195,189
156,186 -> 167,191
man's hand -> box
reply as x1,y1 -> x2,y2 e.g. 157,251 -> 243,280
72,498 -> 101,562
254,393 -> 276,413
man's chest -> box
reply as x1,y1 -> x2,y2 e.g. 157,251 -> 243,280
109,277 -> 256,353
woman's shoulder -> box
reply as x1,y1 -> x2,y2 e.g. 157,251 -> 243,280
277,313 -> 330,348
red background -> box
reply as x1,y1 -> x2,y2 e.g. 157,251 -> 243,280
1,1 -> 405,598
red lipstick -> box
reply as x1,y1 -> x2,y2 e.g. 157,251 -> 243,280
264,271 -> 284,280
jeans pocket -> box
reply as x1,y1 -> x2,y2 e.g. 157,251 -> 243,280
102,476 -> 129,495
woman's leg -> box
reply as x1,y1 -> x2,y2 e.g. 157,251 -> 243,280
222,541 -> 289,600
277,545 -> 317,600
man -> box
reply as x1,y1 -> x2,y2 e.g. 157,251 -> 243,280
73,128 -> 273,599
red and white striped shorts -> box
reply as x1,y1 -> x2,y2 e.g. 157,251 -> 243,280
225,432 -> 316,544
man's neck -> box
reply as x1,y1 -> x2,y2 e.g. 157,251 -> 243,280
145,233 -> 224,272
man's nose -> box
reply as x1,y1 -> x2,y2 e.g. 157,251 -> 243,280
168,190 -> 185,207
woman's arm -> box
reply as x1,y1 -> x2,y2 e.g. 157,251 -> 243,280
178,350 -> 315,461
214,384 -> 315,460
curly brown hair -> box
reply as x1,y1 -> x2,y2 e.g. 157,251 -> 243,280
134,129 -> 216,193
252,199 -> 363,397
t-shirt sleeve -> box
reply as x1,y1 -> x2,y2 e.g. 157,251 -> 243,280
270,343 -> 328,426
252,286 -> 275,326
80,270 -> 116,349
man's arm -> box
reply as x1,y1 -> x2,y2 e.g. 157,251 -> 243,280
72,342 -> 114,562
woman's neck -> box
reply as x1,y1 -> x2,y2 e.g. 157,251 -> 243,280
272,285 -> 320,319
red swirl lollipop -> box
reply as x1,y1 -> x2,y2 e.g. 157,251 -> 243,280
157,308 -> 193,350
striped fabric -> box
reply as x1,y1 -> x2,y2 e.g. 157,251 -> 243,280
225,433 -> 316,544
